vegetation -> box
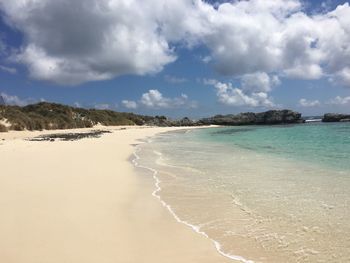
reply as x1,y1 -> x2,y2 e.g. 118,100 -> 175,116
28,130 -> 112,141
0,123 -> 7,132
0,102 -> 306,133
0,102 -> 158,132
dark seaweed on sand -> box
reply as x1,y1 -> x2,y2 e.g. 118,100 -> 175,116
27,130 -> 111,141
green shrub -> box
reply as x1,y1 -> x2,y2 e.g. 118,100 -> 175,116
0,102 -> 165,132
0,123 -> 7,132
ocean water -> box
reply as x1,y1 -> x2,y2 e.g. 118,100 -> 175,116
134,123 -> 350,262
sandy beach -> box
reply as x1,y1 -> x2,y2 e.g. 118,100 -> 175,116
0,126 -> 230,263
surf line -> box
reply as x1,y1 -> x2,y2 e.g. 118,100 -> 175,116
131,144 -> 255,263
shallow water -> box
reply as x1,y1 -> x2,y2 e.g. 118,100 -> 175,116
135,123 -> 350,262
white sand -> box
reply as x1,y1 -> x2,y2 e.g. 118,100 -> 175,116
0,126 -> 231,263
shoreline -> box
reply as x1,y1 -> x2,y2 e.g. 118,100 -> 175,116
133,123 -> 350,263
132,142 -> 254,263
0,125 -> 231,263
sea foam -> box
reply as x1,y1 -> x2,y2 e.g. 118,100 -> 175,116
132,145 -> 255,263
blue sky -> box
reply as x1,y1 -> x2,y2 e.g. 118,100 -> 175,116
0,0 -> 350,118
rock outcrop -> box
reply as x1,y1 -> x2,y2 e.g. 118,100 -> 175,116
175,117 -> 197,126
322,113 -> 350,122
144,116 -> 197,127
0,101 -> 305,133
199,110 -> 304,126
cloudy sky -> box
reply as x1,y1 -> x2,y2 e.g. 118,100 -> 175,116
0,0 -> 350,117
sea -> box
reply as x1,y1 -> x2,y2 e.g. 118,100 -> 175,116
133,122 -> 350,262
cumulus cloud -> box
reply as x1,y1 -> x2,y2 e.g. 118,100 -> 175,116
206,79 -> 274,107
140,89 -> 196,109
0,0 -> 176,85
73,102 -> 82,108
299,98 -> 321,107
332,67 -> 350,87
122,100 -> 138,109
0,65 -> 17,74
122,89 -> 197,109
241,72 -> 280,93
327,96 -> 350,105
205,72 -> 278,107
2,0 -> 350,87
94,103 -> 112,110
0,92 -> 35,106
192,1 -> 350,84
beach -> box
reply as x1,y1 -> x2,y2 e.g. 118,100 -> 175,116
0,126 -> 231,263
1,0 -> 350,261
137,124 -> 350,262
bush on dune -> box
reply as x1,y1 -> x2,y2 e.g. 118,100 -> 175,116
0,123 -> 7,132
0,102 -> 152,132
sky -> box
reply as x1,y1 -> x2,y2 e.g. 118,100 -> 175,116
0,0 -> 350,118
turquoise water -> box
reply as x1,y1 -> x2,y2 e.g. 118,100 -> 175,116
201,123 -> 350,171
136,122 -> 350,262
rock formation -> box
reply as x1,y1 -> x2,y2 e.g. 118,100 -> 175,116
144,116 -> 197,127
322,113 -> 350,122
198,110 -> 304,125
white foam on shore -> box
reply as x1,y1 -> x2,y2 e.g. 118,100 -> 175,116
132,145 -> 255,263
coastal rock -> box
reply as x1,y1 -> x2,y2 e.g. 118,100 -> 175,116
175,117 -> 197,126
199,110 -> 304,126
0,101 -> 305,131
145,116 -> 197,127
144,115 -> 172,127
322,113 -> 350,122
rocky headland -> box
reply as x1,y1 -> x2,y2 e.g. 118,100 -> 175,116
109,110 -> 305,127
322,113 -> 350,122
0,102 -> 305,132
198,110 -> 304,126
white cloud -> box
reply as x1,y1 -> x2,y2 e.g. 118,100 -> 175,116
0,92 -> 32,106
140,89 -> 196,109
284,64 -> 323,80
2,0 -> 350,87
122,100 -> 138,109
181,0 -> 350,86
327,96 -> 350,105
164,75 -> 187,84
121,89 -> 198,110
320,1 -> 333,12
241,72 -> 280,93
299,98 -> 321,107
192,1 -> 350,84
206,79 -> 274,107
14,45 -> 114,85
94,103 -> 112,110
122,89 -> 198,110
332,67 -> 350,87
0,0 -> 176,85
0,65 -> 17,74
0,37 -> 8,55
73,102 -> 82,108
201,56 -> 212,64
202,79 -> 217,86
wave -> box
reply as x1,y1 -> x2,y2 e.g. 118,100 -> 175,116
131,145 -> 255,263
